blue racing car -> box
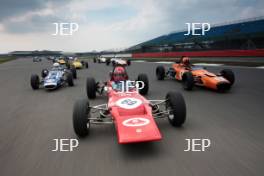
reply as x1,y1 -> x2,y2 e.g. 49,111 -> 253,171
30,63 -> 75,90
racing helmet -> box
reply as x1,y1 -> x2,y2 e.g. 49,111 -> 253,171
112,66 -> 128,81
53,62 -> 60,67
182,56 -> 190,65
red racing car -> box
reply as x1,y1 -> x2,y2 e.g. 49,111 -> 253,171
73,66 -> 187,144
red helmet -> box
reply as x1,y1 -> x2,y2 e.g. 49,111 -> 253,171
113,66 -> 127,81
182,57 -> 190,65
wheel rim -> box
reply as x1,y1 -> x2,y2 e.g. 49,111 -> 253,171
166,102 -> 174,120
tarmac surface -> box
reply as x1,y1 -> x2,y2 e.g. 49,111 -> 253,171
0,58 -> 264,176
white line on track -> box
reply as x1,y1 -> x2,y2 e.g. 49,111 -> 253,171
256,66 -> 264,69
193,63 -> 223,66
132,60 -> 146,63
154,61 -> 174,64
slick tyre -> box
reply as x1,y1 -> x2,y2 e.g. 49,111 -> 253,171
86,77 -> 97,99
156,66 -> 165,80
73,99 -> 90,137
71,67 -> 77,79
220,69 -> 235,86
137,74 -> 149,95
127,60 -> 131,66
30,74 -> 40,90
182,72 -> 194,90
106,59 -> 110,66
166,91 -> 186,127
112,61 -> 116,66
67,72 -> 74,86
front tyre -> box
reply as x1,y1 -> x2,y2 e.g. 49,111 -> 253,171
220,69 -> 235,85
73,99 -> 90,137
86,77 -> 97,99
156,66 -> 165,80
137,74 -> 149,95
166,91 -> 186,127
67,72 -> 74,86
31,74 -> 40,90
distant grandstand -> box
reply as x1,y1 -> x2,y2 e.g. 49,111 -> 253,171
127,16 -> 264,53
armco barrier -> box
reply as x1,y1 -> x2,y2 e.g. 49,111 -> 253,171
132,49 -> 264,58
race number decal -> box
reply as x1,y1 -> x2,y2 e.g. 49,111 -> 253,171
116,98 -> 142,109
122,117 -> 150,127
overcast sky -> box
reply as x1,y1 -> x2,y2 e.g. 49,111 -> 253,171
0,0 -> 264,53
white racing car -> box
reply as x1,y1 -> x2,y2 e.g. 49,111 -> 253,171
108,58 -> 131,66
94,57 -> 107,63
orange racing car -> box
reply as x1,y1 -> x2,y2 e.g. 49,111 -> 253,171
156,56 -> 235,91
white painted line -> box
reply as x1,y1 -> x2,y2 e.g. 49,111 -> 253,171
193,63 -> 223,66
256,66 -> 264,69
155,61 -> 174,64
132,60 -> 146,63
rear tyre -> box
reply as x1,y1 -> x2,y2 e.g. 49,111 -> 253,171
106,59 -> 110,66
85,62 -> 89,68
71,67 -> 77,79
182,72 -> 194,90
137,74 -> 149,95
86,77 -> 97,99
66,63 -> 71,69
166,91 -> 186,127
220,69 -> 235,85
67,73 -> 74,86
73,99 -> 90,137
31,74 -> 40,90
127,60 -> 131,66
41,69 -> 49,78
156,66 -> 165,80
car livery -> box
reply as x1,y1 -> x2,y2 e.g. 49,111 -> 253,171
30,66 -> 74,90
156,62 -> 235,92
73,66 -> 187,144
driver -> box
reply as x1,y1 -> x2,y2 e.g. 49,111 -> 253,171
111,66 -> 129,91
180,56 -> 191,68
53,62 -> 60,68
52,62 -> 62,70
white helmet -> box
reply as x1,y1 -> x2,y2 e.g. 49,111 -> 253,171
53,63 -> 60,67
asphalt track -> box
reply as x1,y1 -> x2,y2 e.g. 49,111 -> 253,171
0,58 -> 264,176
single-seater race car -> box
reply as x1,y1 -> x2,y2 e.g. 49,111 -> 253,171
108,58 -> 131,66
30,63 -> 75,90
73,66 -> 187,144
68,57 -> 88,69
156,56 -> 235,92
93,56 -> 107,63
33,56 -> 42,62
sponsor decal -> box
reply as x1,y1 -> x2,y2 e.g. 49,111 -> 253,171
116,98 -> 142,109
122,117 -> 150,127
